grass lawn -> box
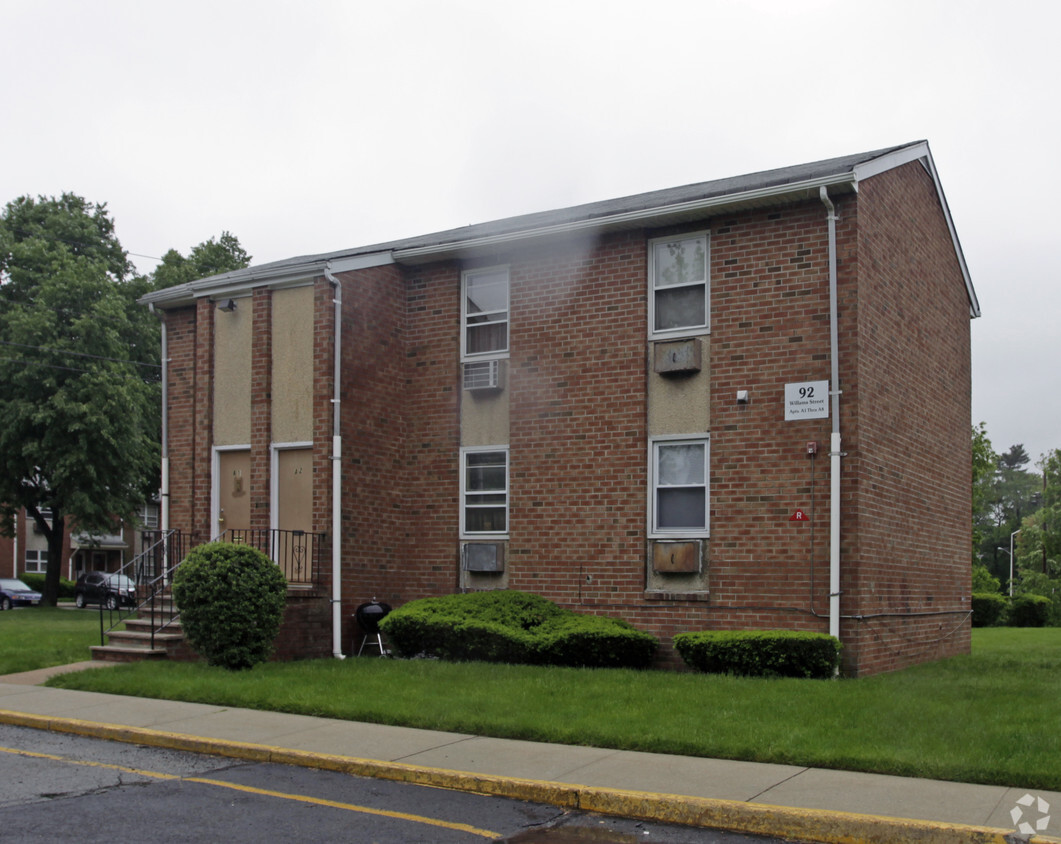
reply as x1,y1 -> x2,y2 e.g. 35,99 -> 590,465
4,615 -> 1057,791
0,606 -> 101,675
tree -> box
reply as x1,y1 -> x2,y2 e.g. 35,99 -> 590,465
0,194 -> 159,605
976,439 -> 1043,585
971,423 -> 995,562
151,231 -> 250,290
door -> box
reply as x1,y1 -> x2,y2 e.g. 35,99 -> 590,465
216,449 -> 251,536
275,447 -> 313,582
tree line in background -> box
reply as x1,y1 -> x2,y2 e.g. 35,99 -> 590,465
972,422 -> 1061,624
0,193 -> 250,605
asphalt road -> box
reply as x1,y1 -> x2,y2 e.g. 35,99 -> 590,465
0,724 -> 792,843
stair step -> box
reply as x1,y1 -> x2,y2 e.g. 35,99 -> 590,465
105,630 -> 183,648
123,618 -> 182,634
90,645 -> 169,663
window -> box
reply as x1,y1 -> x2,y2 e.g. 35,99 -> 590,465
462,267 -> 509,359
141,503 -> 160,529
651,436 -> 709,536
461,447 -> 508,537
649,232 -> 709,337
24,549 -> 47,573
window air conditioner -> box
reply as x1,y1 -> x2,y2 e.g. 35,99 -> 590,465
463,359 -> 504,391
462,542 -> 505,572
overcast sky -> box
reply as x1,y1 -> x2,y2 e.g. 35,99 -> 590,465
2,0 -> 1057,463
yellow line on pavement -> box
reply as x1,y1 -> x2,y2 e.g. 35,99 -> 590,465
185,776 -> 501,838
0,744 -> 500,839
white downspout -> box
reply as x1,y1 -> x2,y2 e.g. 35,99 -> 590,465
323,265 -> 345,659
157,307 -> 170,535
820,187 -> 842,642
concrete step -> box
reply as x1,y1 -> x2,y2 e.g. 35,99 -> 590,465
105,630 -> 184,650
90,645 -> 169,663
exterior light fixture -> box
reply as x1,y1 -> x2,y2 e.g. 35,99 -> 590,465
217,299 -> 237,312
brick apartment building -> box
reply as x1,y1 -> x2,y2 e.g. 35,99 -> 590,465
140,141 -> 978,676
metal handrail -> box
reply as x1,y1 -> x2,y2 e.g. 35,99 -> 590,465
100,529 -> 186,648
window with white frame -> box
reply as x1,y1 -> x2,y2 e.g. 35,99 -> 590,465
462,267 -> 509,359
141,502 -> 160,529
461,447 -> 508,536
651,436 -> 709,536
24,549 -> 47,573
649,232 -> 709,337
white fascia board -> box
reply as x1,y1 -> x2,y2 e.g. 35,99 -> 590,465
392,173 -> 858,262
141,251 -> 395,308
855,141 -> 979,318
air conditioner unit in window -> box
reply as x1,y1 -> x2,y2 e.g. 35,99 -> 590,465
463,359 -> 504,391
462,542 -> 505,572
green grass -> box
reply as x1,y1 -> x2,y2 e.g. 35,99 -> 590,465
27,627 -> 1059,791
0,606 -> 101,674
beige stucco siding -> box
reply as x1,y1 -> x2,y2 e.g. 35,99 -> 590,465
213,298 -> 252,445
271,285 -> 315,443
646,341 -> 711,435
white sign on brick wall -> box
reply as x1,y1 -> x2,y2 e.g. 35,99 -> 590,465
785,380 -> 829,421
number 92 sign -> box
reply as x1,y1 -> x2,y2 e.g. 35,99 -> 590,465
784,380 -> 830,421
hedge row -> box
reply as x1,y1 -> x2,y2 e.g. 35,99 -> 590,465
378,591 -> 658,669
972,592 -> 1052,627
18,572 -> 76,600
673,630 -> 842,679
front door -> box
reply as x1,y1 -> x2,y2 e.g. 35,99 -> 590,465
275,447 -> 313,582
216,449 -> 251,537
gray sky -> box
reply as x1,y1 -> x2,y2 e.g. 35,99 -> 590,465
2,0 -> 1058,463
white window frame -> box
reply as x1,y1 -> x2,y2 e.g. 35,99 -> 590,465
460,446 -> 509,539
649,435 -> 710,538
461,265 -> 510,361
648,231 -> 710,339
24,549 -> 48,574
140,502 -> 160,530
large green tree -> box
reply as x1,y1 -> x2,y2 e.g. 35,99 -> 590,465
0,194 -> 159,604
151,231 -> 250,290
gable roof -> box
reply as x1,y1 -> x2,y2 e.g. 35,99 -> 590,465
141,141 -> 978,317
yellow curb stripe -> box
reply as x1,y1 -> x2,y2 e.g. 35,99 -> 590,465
2,709 -> 1057,844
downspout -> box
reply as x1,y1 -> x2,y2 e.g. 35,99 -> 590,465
820,187 -> 842,642
149,304 -> 170,537
323,265 -> 345,659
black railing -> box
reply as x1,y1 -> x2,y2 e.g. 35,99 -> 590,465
101,528 -> 187,647
223,528 -> 324,585
96,528 -> 322,651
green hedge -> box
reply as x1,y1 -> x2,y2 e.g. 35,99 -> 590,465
18,572 -> 76,600
673,630 -> 842,679
379,591 -> 657,669
1009,594 -> 1051,628
971,592 -> 1008,627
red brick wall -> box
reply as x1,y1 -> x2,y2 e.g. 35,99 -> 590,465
840,161 -> 973,674
159,165 -> 973,677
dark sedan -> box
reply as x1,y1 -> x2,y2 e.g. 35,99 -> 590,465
74,571 -> 137,610
0,578 -> 43,610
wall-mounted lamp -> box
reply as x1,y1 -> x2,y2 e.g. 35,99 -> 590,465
736,389 -> 750,404
217,299 -> 237,313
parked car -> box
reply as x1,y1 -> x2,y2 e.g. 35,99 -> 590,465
0,578 -> 43,610
74,571 -> 137,610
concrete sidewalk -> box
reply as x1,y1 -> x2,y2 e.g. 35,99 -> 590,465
0,664 -> 1057,844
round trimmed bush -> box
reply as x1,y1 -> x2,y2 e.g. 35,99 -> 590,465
172,542 -> 287,670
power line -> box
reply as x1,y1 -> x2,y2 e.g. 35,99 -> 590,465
0,341 -> 160,369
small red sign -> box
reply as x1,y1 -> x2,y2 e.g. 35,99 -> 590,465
790,509 -> 809,522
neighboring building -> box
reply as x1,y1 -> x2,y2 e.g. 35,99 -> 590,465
140,141 -> 978,676
0,502 -> 161,581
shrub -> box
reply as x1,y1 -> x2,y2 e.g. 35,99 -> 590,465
379,590 -> 657,669
1008,594 -> 1052,628
172,542 -> 288,670
971,592 -> 1008,627
19,572 -> 76,600
673,630 -> 842,679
